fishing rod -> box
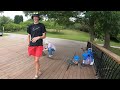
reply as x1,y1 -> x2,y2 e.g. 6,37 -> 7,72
66,52 -> 76,71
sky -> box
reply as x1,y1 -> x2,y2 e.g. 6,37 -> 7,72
0,11 -> 31,21
0,11 -> 85,22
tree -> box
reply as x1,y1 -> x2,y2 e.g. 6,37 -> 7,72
23,11 -> 79,30
0,16 -> 13,31
0,16 -> 13,26
14,15 -> 23,24
20,15 -> 23,22
84,11 -> 120,49
83,11 -> 100,42
95,11 -> 120,49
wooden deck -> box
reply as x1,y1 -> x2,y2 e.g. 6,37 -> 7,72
0,34 -> 96,79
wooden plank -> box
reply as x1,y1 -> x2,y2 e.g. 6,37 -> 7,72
67,65 -> 73,79
72,65 -> 78,79
56,60 -> 67,79
0,56 -> 31,77
18,57 -> 50,79
83,66 -> 94,79
5,58 -> 33,79
45,60 -> 63,79
62,68 -> 70,79
44,48 -> 66,79
15,57 -> 50,79
47,60 -> 64,79
0,37 -> 96,79
80,66 -> 86,79
40,60 -> 58,79
75,65 -> 80,79
39,59 -> 57,79
53,59 -> 67,79
0,60 -> 29,78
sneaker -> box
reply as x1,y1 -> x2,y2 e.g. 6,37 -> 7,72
33,75 -> 38,79
33,71 -> 42,79
49,55 -> 53,57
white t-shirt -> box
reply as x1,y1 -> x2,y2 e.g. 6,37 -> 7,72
47,43 -> 56,50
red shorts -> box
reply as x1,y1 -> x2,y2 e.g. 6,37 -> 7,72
28,46 -> 43,57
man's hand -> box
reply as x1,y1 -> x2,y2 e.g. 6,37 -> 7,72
28,42 -> 30,46
32,36 -> 40,43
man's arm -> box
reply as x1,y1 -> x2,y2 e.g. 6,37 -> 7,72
39,32 -> 46,39
27,34 -> 31,46
32,32 -> 46,43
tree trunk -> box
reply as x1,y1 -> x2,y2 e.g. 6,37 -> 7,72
58,29 -> 60,32
55,29 -> 57,32
90,30 -> 94,42
89,25 -> 95,42
104,31 -> 110,49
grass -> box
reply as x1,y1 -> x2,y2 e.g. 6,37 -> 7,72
94,39 -> 120,47
110,47 -> 120,56
10,29 -> 90,42
46,29 -> 90,42
12,31 -> 28,35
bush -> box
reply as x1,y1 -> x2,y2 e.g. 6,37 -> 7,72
80,24 -> 89,32
41,20 -> 65,30
74,23 -> 81,30
4,21 -> 33,32
67,23 -> 89,32
4,23 -> 21,32
20,21 -> 33,31
42,20 -> 56,29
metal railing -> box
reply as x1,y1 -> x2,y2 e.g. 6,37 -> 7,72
87,41 -> 120,79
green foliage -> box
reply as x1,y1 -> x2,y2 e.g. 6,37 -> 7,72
14,15 -> 23,24
4,23 -> 21,32
4,20 -> 33,32
19,21 -> 33,30
0,16 -> 13,31
80,24 -> 89,32
0,16 -> 13,26
84,11 -> 120,49
74,23 -> 81,29
23,11 -> 78,27
41,20 -> 55,29
41,20 -> 64,31
110,47 -> 120,56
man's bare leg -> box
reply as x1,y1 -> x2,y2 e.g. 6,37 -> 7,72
34,56 -> 41,79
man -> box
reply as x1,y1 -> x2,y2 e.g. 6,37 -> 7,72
27,14 -> 46,79
44,40 -> 56,58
